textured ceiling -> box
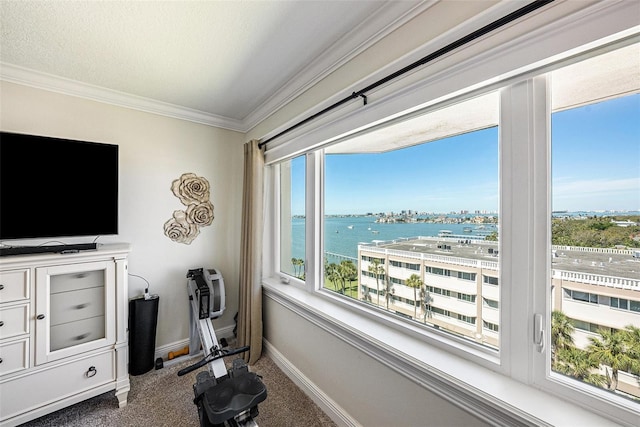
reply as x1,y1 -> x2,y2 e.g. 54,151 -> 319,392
0,0 -> 423,131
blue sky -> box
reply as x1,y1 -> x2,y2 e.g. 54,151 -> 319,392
551,94 -> 639,212
291,94 -> 639,216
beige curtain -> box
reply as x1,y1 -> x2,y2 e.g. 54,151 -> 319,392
237,139 -> 265,364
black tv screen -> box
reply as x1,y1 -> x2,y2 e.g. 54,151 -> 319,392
0,132 -> 118,240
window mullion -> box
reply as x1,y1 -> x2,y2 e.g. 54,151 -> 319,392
500,76 -> 549,383
530,75 -> 552,385
264,164 -> 279,280
304,151 -> 323,292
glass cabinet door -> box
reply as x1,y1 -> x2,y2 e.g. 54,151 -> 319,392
35,261 -> 115,365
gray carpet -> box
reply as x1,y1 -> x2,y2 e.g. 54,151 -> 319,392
20,353 -> 337,427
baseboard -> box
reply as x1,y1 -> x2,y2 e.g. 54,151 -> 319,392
154,324 -> 236,365
262,339 -> 360,427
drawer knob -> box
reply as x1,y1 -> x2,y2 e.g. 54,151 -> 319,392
0,321 -> 4,327
86,366 -> 97,378
75,333 -> 90,341
75,303 -> 89,309
0,358 -> 3,364
37,314 -> 45,320
0,284 -> 4,290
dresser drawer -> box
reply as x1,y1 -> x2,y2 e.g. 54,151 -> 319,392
50,316 -> 106,352
0,337 -> 29,376
0,350 -> 114,421
0,269 -> 29,303
50,270 -> 104,294
0,303 -> 29,339
50,287 -> 105,326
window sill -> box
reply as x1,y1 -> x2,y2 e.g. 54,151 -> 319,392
262,278 -> 622,427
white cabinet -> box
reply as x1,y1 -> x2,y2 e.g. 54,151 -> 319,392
0,244 -> 130,426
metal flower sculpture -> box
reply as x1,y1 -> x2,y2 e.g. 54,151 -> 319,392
164,173 -> 214,244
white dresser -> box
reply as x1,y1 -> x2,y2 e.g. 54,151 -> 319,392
0,244 -> 130,426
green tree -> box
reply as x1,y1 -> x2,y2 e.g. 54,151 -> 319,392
420,285 -> 432,322
555,347 -> 606,387
382,277 -> 393,310
623,325 -> 640,365
551,216 -> 640,248
485,231 -> 498,242
405,274 -> 423,320
367,258 -> 385,306
291,258 -> 305,279
325,262 -> 341,293
551,310 -> 575,366
587,328 -> 637,392
338,260 -> 357,296
621,325 -> 640,378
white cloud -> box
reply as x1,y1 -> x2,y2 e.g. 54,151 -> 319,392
552,177 -> 639,210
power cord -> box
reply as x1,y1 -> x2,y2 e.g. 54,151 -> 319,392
129,273 -> 151,299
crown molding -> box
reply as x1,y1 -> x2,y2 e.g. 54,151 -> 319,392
241,0 -> 439,133
259,0 -> 539,150
0,62 -> 245,132
0,1 -> 433,135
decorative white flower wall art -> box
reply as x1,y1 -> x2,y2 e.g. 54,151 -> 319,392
163,173 -> 214,244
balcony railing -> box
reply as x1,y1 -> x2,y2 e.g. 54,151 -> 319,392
553,269 -> 639,290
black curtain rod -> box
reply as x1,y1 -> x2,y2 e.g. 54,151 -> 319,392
259,0 -> 554,149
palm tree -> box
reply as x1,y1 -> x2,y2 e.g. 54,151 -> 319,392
325,262 -> 341,293
621,325 -> 640,377
405,274 -> 423,320
551,310 -> 575,367
367,258 -> 385,306
383,277 -> 393,310
420,285 -> 432,322
587,328 -> 635,392
555,347 -> 606,387
291,257 -> 304,279
622,325 -> 640,361
338,260 -> 357,296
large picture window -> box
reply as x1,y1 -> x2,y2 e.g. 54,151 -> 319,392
549,44 -> 640,404
322,93 -> 500,349
268,29 -> 639,425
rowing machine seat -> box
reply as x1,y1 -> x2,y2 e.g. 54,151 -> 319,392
201,372 -> 267,425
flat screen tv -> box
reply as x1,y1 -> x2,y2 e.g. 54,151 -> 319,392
0,132 -> 118,244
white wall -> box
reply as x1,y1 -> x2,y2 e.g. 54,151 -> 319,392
0,81 -> 244,350
264,296 -> 489,427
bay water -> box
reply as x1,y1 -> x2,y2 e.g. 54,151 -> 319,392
291,216 -> 494,262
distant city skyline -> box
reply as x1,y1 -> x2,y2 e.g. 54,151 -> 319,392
290,94 -> 639,216
291,209 -> 638,219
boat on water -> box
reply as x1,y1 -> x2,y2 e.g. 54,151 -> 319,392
347,225 -> 354,229
438,230 -> 453,237
463,227 -> 472,233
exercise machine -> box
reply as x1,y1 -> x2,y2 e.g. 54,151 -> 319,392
178,268 -> 267,427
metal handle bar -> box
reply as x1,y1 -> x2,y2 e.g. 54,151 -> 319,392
177,346 -> 250,377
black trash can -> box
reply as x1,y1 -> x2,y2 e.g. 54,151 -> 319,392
128,295 -> 159,376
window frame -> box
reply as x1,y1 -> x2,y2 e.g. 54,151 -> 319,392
529,53 -> 639,424
264,2 -> 640,424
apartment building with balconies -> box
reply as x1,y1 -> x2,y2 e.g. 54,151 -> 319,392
358,236 -> 640,396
